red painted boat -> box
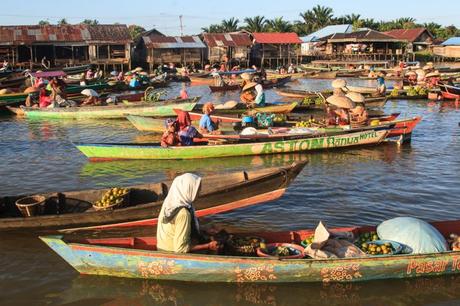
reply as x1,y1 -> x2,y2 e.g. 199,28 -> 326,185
41,219 -> 460,283
387,116 -> 422,138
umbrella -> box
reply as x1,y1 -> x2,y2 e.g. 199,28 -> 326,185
345,92 -> 365,103
326,95 -> 355,109
81,89 -> 99,97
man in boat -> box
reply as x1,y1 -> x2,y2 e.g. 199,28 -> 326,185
376,72 -> 386,96
325,94 -> 355,126
288,63 -> 297,74
157,173 -> 220,253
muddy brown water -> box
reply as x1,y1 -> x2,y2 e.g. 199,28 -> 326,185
1,79 -> 460,305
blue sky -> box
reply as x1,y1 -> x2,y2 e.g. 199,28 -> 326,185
2,0 -> 459,35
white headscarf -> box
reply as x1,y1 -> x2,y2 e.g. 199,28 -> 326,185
161,173 -> 202,230
255,84 -> 264,100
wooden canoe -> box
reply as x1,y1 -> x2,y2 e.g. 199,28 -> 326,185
304,71 -> 338,79
74,129 -> 389,160
0,163 -> 305,231
172,109 -> 241,123
126,115 -> 236,133
40,219 -> 460,282
214,102 -> 298,116
209,76 -> 292,92
7,97 -> 199,120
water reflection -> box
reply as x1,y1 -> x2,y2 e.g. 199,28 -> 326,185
54,274 -> 460,306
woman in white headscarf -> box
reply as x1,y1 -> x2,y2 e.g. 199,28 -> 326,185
156,173 -> 219,253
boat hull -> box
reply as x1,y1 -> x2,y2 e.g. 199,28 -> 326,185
0,163 -> 304,230
19,100 -> 198,119
75,130 -> 388,160
40,220 -> 460,283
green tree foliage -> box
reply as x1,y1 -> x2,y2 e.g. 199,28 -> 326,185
265,17 -> 292,32
199,6 -> 459,41
243,16 -> 267,32
128,24 -> 146,40
57,18 -> 68,25
38,20 -> 50,26
82,19 -> 99,26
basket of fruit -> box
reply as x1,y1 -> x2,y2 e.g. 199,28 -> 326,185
15,195 -> 47,217
92,187 -> 130,211
225,236 -> 265,256
360,240 -> 403,256
300,235 -> 315,248
256,243 -> 304,259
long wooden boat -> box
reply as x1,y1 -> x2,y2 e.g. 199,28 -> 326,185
439,83 -> 460,96
40,219 -> 460,282
177,110 -> 241,123
126,115 -> 235,133
275,88 -> 323,99
209,76 -> 292,93
7,98 -> 199,119
387,94 -> 428,100
266,72 -> 306,79
304,71 -> 337,79
214,102 -> 298,116
0,163 -> 305,231
74,129 -> 388,160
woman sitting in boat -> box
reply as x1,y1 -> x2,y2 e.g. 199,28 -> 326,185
240,82 -> 257,106
345,92 -> 369,127
254,82 -> 266,106
157,173 -> 220,253
199,102 -> 220,134
38,88 -> 52,108
161,119 -> 182,147
325,94 -> 355,126
176,110 -> 201,145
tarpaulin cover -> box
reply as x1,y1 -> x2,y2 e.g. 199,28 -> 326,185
377,217 -> 448,254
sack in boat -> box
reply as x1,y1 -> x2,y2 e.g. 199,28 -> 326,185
304,221 -> 366,259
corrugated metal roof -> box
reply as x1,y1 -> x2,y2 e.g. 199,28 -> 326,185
252,32 -> 302,44
384,28 -> 432,42
442,37 -> 460,46
301,24 -> 352,43
143,35 -> 205,49
328,30 -> 401,43
0,24 -> 131,45
203,33 -> 252,47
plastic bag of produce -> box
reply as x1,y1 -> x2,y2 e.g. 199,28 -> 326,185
377,217 -> 448,254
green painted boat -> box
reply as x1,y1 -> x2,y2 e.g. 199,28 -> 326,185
40,219 -> 460,283
74,129 -> 388,160
13,98 -> 199,120
126,114 -> 235,133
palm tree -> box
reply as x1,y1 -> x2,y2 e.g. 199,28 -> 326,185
299,5 -> 334,33
423,22 -> 442,36
361,18 -> 380,30
221,18 -> 240,32
201,24 -> 224,33
311,5 -> 334,28
292,21 -> 308,36
343,14 -> 361,24
243,16 -> 266,32
265,17 -> 292,32
38,20 -> 50,26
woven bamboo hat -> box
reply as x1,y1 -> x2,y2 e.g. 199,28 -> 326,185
406,71 -> 417,76
326,95 -> 355,109
346,92 -> 366,103
243,82 -> 257,91
425,71 -> 440,78
241,72 -> 254,81
331,79 -> 347,89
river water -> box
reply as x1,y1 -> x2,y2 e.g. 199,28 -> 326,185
1,79 -> 460,305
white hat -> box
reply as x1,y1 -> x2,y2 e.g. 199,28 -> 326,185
81,89 -> 99,97
346,92 -> 365,103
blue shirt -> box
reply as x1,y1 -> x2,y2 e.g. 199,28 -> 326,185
129,78 -> 140,88
199,114 -> 214,131
377,77 -> 385,86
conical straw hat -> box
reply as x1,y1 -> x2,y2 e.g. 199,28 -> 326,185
326,95 -> 355,109
331,79 -> 347,89
345,92 -> 365,103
